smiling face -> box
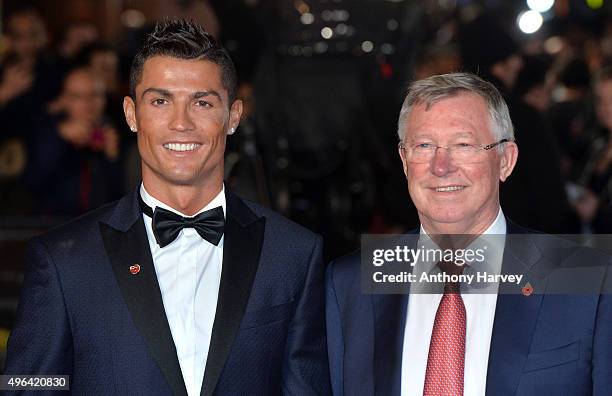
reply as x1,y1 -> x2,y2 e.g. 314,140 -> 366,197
123,56 -> 242,199
399,93 -> 517,234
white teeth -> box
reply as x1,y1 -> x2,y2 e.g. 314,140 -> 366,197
164,143 -> 200,152
435,186 -> 464,192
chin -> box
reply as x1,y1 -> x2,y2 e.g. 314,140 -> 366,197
157,170 -> 200,186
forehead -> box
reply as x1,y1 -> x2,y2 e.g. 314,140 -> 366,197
405,93 -> 494,141
138,56 -> 225,94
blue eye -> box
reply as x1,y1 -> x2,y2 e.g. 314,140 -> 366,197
415,143 -> 433,149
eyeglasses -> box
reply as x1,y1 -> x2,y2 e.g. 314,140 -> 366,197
398,138 -> 512,164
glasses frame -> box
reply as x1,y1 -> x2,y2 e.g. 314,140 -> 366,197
398,138 -> 513,161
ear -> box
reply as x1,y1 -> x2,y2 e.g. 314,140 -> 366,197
398,142 -> 409,179
123,96 -> 137,132
499,142 -> 518,182
228,99 -> 243,135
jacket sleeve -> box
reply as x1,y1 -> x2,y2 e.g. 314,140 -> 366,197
4,238 -> 74,386
281,234 -> 332,395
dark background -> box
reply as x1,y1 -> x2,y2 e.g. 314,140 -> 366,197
1,0 -> 612,370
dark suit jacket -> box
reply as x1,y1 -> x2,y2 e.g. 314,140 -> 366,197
326,221 -> 612,395
5,188 -> 331,395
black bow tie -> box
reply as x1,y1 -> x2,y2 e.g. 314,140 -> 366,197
139,194 -> 225,248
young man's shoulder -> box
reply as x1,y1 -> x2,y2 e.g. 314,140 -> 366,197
31,199 -> 120,249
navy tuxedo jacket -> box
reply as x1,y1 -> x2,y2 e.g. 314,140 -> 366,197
326,221 -> 612,395
5,189 -> 331,395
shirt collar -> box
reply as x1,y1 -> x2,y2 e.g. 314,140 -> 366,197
139,183 -> 227,219
419,207 -> 506,237
416,207 -> 507,275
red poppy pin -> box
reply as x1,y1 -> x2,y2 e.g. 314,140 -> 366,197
522,282 -> 533,296
129,264 -> 141,275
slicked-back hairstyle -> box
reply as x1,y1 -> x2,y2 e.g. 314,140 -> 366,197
128,19 -> 237,104
397,72 -> 515,151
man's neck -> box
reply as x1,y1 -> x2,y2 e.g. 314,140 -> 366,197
142,180 -> 223,216
421,208 -> 501,236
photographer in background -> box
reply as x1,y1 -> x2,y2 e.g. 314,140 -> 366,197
23,66 -> 121,215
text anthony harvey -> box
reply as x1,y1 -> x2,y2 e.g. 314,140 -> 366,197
372,271 -> 523,285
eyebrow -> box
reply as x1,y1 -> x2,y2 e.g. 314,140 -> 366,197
140,87 -> 222,102
141,87 -> 171,100
193,90 -> 222,101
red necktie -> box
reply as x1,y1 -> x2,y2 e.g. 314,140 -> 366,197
423,262 -> 466,396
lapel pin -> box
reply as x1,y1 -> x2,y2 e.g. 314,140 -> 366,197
129,264 -> 141,275
521,282 -> 533,296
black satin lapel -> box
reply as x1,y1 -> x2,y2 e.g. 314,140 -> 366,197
200,215 -> 265,396
372,293 -> 408,396
100,218 -> 187,396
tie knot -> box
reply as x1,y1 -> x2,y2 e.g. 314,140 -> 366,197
182,216 -> 198,226
437,260 -> 466,276
139,194 -> 225,248
437,260 -> 466,294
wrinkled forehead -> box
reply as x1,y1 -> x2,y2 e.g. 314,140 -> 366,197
406,94 -> 496,140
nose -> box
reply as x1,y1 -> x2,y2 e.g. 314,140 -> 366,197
168,104 -> 195,131
430,147 -> 458,177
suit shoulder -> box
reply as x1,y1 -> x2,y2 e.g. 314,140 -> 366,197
327,250 -> 361,286
506,218 -> 545,235
32,200 -> 118,247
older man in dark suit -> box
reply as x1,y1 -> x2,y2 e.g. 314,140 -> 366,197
326,72 -> 612,395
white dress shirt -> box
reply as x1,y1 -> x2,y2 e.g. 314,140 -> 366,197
140,184 -> 226,396
401,208 -> 507,396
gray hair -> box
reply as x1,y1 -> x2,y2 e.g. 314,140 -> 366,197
397,72 -> 515,149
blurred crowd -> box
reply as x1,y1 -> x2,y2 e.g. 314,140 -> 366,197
0,6 -> 127,218
1,1 -> 612,257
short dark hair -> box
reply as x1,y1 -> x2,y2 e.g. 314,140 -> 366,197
128,19 -> 237,104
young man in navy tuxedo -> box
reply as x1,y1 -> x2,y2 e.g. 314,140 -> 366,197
5,19 -> 330,395
326,73 -> 612,395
